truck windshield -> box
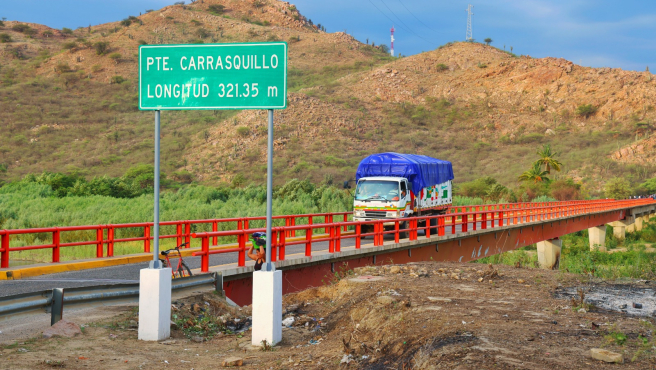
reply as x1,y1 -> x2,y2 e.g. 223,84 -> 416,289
355,180 -> 399,201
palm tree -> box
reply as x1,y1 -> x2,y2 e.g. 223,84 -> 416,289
535,144 -> 562,174
518,162 -> 550,183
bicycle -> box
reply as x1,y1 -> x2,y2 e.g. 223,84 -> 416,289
160,242 -> 193,279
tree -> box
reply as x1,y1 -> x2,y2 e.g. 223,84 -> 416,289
61,27 -> 73,35
604,177 -> 631,199
535,144 -> 562,174
484,38 -> 492,46
518,162 -> 550,183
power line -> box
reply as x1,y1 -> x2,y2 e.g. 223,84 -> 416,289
367,0 -> 412,34
371,0 -> 438,47
380,0 -> 415,37
396,0 -> 441,35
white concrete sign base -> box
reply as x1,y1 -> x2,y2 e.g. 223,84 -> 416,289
138,267 -> 172,341
251,270 -> 282,346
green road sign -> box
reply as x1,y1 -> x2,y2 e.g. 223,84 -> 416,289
139,42 -> 287,110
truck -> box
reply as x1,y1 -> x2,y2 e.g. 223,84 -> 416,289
348,152 -> 454,236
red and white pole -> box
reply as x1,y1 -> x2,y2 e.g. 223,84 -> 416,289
390,26 -> 395,57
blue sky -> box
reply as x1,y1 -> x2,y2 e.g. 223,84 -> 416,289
3,0 -> 654,71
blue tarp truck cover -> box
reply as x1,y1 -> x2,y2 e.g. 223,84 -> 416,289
355,153 -> 455,195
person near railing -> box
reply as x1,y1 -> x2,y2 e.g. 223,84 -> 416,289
248,232 -> 267,271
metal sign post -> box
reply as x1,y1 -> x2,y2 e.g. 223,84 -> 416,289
264,109 -> 274,271
150,110 -> 162,269
137,42 -> 287,343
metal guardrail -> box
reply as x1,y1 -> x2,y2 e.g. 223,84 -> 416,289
0,273 -> 220,324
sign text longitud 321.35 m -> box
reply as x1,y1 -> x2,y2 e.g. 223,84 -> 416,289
139,42 -> 287,110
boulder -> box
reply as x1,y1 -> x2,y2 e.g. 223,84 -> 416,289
590,348 -> 623,363
222,356 -> 244,367
43,320 -> 82,339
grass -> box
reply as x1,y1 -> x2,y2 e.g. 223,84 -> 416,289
475,219 -> 656,280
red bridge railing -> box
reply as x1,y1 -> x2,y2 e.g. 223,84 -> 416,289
190,199 -> 655,273
0,212 -> 351,268
1,200 -> 653,269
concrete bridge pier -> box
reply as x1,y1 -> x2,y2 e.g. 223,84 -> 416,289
608,218 -> 633,240
635,217 -> 644,232
537,238 -> 561,270
588,225 -> 606,252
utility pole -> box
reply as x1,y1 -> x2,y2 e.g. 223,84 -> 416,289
466,5 -> 474,42
390,26 -> 395,57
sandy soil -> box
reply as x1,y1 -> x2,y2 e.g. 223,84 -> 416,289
2,262 -> 656,369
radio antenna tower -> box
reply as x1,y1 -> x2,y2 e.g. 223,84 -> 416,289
390,26 -> 395,57
466,4 -> 474,41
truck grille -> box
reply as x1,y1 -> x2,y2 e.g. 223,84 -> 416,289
364,211 -> 388,218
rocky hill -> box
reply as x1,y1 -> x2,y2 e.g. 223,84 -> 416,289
0,0 -> 654,193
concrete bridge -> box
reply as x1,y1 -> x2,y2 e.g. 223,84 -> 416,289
191,199 -> 656,305
1,200 -> 654,306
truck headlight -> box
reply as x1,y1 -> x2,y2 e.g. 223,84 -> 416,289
386,211 -> 398,217
354,210 -> 364,217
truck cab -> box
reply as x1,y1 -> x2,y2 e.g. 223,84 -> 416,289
352,176 -> 413,222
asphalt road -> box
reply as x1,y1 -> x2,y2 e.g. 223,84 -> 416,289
0,220 -> 499,297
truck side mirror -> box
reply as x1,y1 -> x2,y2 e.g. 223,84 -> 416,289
343,180 -> 351,189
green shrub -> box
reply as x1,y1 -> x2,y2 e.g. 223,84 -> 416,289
0,33 -> 11,43
42,30 -> 53,37
455,176 -> 497,198
110,75 -> 126,84
517,133 -> 544,143
237,126 -> 250,137
196,28 -> 210,39
12,24 -> 31,33
108,52 -> 122,61
435,63 -> 448,71
61,27 -> 73,35
120,19 -> 132,27
575,104 -> 597,118
93,41 -> 110,55
61,41 -> 77,50
172,170 -> 194,184
324,156 -> 347,167
138,39 -> 148,45
55,63 -> 73,73
208,4 -> 226,15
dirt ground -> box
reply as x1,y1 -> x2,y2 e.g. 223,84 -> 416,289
2,261 -> 656,369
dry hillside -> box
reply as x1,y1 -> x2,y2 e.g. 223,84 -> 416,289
0,0 -> 654,192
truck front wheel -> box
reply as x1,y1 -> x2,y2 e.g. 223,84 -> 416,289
360,224 -> 373,239
399,221 -> 409,239
429,218 -> 438,236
